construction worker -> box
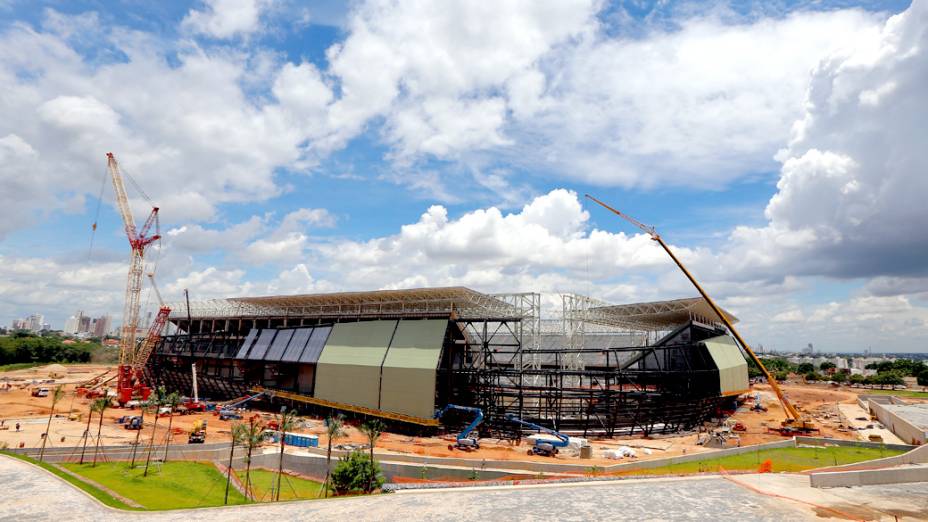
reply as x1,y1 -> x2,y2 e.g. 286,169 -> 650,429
15,422 -> 20,432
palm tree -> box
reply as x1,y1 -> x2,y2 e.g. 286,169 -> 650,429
240,416 -> 266,501
38,385 -> 65,462
90,397 -> 110,467
129,405 -> 145,468
143,386 -> 166,477
225,422 -> 247,505
160,392 -> 182,462
274,407 -> 298,501
360,419 -> 384,493
78,398 -> 96,464
321,414 -> 345,498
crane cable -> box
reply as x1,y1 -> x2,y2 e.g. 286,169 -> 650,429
88,166 -> 109,260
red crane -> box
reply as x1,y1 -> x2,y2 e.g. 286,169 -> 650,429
106,152 -> 161,405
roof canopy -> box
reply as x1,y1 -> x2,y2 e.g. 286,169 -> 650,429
170,287 -> 527,321
588,297 -> 738,331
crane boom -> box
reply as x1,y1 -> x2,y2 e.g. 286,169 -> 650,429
106,152 -> 161,404
584,194 -> 802,422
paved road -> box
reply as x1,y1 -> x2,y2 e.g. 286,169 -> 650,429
8,454 -> 927,521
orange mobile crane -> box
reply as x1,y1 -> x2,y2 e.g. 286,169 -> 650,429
585,195 -> 816,433
106,153 -> 163,405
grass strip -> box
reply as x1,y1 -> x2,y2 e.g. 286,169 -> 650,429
613,446 -> 906,476
62,461 -> 250,510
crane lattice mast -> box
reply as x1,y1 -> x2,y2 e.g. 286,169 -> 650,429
585,194 -> 804,423
106,152 -> 160,404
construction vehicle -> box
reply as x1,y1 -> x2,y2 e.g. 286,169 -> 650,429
586,195 -> 818,435
434,404 -> 484,451
217,391 -> 266,420
505,414 -> 569,457
123,416 -> 142,430
182,363 -> 208,413
105,153 -> 164,406
188,420 -> 206,444
75,370 -> 115,398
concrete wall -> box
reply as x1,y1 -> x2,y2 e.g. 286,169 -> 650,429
811,464 -> 928,488
869,401 -> 928,445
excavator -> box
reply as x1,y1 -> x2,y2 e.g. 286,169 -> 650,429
505,414 -> 570,457
585,195 -> 817,435
435,404 -> 484,451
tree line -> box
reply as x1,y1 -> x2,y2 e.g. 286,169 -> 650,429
748,356 -> 928,387
0,332 -> 99,365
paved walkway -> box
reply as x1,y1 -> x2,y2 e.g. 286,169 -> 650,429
1,454 -> 925,521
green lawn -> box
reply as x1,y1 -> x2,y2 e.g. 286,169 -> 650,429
0,451 -> 138,510
616,446 -> 905,476
856,388 -> 928,399
237,468 -> 325,501
63,461 -> 249,510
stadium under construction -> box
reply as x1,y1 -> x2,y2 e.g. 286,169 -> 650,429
149,287 -> 749,436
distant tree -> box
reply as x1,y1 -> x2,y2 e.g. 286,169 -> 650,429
804,372 -> 821,382
797,363 -> 815,374
38,385 -> 65,462
831,372 -> 847,384
876,361 -> 894,373
865,362 -> 880,370
849,374 -> 866,386
917,368 -> 928,388
360,419 -> 385,493
774,370 -> 790,382
819,361 -> 836,371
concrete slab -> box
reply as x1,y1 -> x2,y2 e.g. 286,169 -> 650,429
838,403 -> 905,444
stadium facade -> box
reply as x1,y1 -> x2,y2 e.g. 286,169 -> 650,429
150,287 -> 749,435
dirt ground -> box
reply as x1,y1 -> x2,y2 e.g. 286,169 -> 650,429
0,364 -> 896,467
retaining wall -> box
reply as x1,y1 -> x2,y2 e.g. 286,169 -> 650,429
810,464 -> 928,488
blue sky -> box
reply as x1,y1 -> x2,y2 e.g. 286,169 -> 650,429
0,0 -> 926,352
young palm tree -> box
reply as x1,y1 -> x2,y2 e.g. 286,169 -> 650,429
38,385 -> 65,462
321,414 -> 345,498
225,422 -> 247,505
143,386 -> 166,477
129,404 -> 145,468
160,392 -> 182,462
90,397 -> 110,467
274,407 -> 299,501
78,399 -> 96,465
240,416 -> 266,501
359,419 -> 385,493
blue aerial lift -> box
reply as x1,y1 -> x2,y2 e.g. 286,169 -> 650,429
434,404 -> 484,451
218,391 -> 266,421
505,414 -> 570,457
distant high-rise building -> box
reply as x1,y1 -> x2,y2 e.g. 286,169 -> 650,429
63,315 -> 79,335
26,313 -> 44,332
92,315 -> 111,338
78,314 -> 92,334
10,318 -> 26,330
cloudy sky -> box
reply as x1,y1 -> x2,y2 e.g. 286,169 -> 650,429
0,0 -> 925,352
